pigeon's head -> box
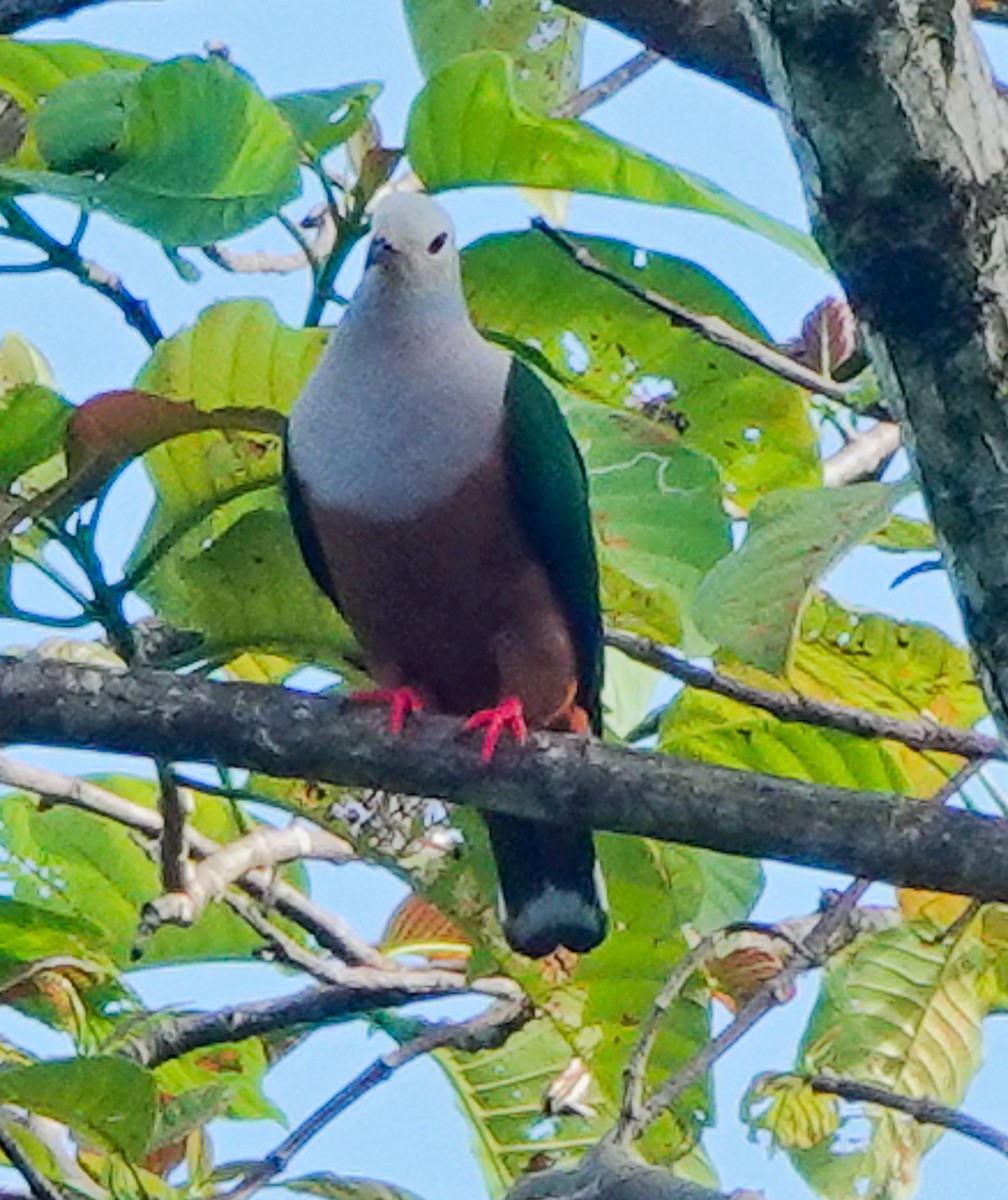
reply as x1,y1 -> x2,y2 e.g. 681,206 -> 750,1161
365,193 -> 459,288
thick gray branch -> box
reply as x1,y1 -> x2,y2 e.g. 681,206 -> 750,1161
3,657 -> 1008,900
736,0 -> 1008,742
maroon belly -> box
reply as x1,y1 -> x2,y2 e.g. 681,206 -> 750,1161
305,455 -> 580,724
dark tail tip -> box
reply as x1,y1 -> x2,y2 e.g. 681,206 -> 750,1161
486,814 -> 608,959
502,881 -> 608,959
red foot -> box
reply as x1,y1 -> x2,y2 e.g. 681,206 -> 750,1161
464,696 -> 528,762
350,686 -> 425,734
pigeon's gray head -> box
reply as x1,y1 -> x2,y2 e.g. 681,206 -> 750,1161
365,193 -> 459,289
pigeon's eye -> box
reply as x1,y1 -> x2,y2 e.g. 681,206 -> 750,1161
427,231 -> 448,255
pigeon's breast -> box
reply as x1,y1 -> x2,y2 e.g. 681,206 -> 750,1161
287,326 -> 511,522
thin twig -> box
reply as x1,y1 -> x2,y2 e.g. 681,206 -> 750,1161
822,421 -> 903,486
617,934 -> 720,1137
0,200 -> 161,346
551,48 -> 663,119
0,1122 -> 67,1200
156,761 -> 190,894
618,880 -> 870,1141
808,1074 -> 1008,1158
533,218 -> 851,400
217,995 -> 529,1200
202,208 -> 338,277
0,753 -> 386,968
139,822 -> 352,934
934,897 -> 983,944
606,628 -> 1002,761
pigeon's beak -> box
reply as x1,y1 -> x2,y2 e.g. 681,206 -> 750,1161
366,235 -> 396,270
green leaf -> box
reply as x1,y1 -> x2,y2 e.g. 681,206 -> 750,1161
134,300 -> 325,537
0,384 -> 71,489
280,1173 -> 425,1200
463,231 -> 819,506
0,39 -> 146,112
0,1057 -> 156,1157
403,0 -> 583,113
6,55 -> 300,245
141,494 -> 361,672
274,82 -> 381,157
129,301 -> 359,673
0,39 -> 146,167
436,1014 -> 608,1190
563,396 -> 731,650
870,513 -> 937,552
786,922 -> 991,1199
409,52 -> 825,267
0,776 -> 307,969
0,899 -> 108,970
692,482 -> 911,671
33,68 -> 136,173
154,1037 -> 283,1124
662,593 -> 985,799
0,329 -> 53,390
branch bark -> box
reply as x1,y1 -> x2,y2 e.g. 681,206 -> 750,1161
606,630 -> 1001,761
121,970 -> 518,1068
139,822 -> 352,934
4,657 -> 1008,901
734,0 -> 1008,745
809,1074 -> 1008,1158
219,996 -> 530,1200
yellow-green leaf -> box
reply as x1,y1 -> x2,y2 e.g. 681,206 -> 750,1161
408,52 -> 824,267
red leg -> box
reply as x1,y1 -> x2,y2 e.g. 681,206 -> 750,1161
463,696 -> 528,762
350,686 -> 425,734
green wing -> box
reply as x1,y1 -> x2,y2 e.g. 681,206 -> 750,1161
502,358 -> 604,733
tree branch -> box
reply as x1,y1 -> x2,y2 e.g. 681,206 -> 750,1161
809,1074 -> 1008,1159
553,0 -> 1004,107
605,629 -> 1001,761
822,421 -> 903,486
217,995 -> 530,1200
0,752 -> 386,969
139,822 -> 353,934
0,200 -> 161,346
155,762 -> 190,894
533,218 -> 850,400
120,971 -> 520,1069
4,658 -> 1008,901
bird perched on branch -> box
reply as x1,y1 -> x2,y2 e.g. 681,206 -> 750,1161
284,192 -> 607,958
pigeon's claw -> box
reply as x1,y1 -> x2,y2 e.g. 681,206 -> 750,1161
464,696 -> 528,762
350,686 -> 425,734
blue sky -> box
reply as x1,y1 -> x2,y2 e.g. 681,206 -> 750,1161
2,3 -> 1007,1198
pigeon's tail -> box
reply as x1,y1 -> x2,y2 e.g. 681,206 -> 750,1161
486,813 -> 608,959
